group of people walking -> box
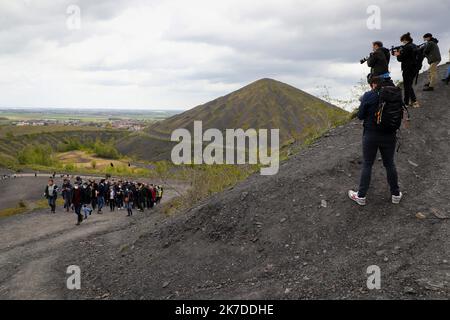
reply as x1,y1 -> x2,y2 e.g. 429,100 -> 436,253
45,176 -> 164,225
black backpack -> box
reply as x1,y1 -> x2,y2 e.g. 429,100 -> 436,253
413,43 -> 425,83
375,86 -> 407,133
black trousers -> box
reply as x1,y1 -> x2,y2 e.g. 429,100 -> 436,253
358,132 -> 400,198
403,69 -> 417,105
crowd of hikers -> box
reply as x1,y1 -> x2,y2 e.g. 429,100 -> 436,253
44,176 -> 164,225
349,32 -> 448,206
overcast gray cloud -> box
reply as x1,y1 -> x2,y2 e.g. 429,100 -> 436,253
0,0 -> 448,110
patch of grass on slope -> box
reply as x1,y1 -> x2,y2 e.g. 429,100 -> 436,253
0,199 -> 64,219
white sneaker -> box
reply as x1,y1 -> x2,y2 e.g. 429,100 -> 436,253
348,190 -> 366,206
392,192 -> 403,204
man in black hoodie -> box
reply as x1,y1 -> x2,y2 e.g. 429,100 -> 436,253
422,33 -> 441,91
61,179 -> 73,212
394,33 -> 420,108
366,41 -> 391,80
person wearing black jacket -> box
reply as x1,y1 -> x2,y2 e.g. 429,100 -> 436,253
61,179 -> 73,212
72,183 -> 83,225
97,179 -> 106,214
366,41 -> 390,79
394,32 -> 420,108
81,183 -> 91,205
348,77 -> 402,206
90,180 -> 98,210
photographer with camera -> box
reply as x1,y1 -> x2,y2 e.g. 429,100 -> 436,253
393,32 -> 420,108
422,33 -> 441,91
362,41 -> 391,82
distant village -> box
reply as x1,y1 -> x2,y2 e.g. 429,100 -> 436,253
12,118 -> 147,131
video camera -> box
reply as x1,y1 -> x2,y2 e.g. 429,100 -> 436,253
391,42 -> 426,56
360,55 -> 371,64
390,45 -> 404,56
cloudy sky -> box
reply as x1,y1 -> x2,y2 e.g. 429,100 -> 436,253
0,0 -> 448,110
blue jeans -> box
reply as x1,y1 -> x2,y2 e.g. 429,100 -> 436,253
48,197 -> 56,212
97,196 -> 105,211
358,132 -> 400,198
74,204 -> 82,223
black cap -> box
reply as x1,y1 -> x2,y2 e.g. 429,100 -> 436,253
423,33 -> 433,38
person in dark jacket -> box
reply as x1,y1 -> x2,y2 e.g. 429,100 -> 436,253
97,179 -> 106,214
124,188 -> 134,216
72,183 -> 83,225
81,183 -> 91,205
61,179 -> 73,212
90,180 -> 98,210
44,179 -> 58,213
348,77 -> 402,206
366,41 -> 390,79
394,32 -> 420,108
422,33 -> 441,91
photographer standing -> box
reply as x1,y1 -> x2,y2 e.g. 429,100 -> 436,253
394,33 -> 420,108
422,33 -> 441,91
366,41 -> 390,80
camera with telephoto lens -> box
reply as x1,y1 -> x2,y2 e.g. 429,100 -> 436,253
390,45 -> 404,56
360,55 -> 370,64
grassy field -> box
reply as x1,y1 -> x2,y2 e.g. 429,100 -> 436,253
0,109 -> 181,123
0,125 -> 109,138
0,124 -> 128,170
57,151 -> 129,169
0,198 -> 64,218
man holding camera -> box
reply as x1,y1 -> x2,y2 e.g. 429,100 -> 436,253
365,41 -> 391,81
422,33 -> 441,91
393,32 -> 420,108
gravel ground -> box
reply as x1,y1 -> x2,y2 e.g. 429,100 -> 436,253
0,66 -> 448,300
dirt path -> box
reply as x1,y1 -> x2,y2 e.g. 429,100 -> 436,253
0,181 -> 188,299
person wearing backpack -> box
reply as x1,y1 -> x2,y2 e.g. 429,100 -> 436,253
394,33 -> 420,108
422,33 -> 441,91
348,77 -> 403,206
